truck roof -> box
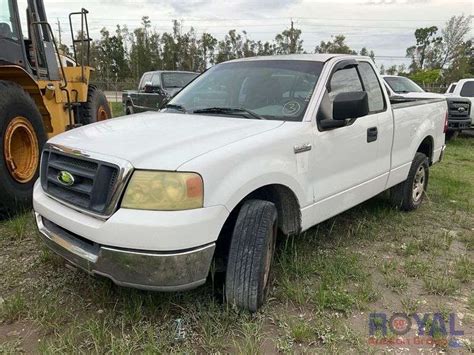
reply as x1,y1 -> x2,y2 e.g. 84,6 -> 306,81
142,70 -> 199,75
226,54 -> 371,63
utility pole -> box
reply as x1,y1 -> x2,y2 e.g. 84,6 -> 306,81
56,18 -> 62,47
290,19 -> 295,54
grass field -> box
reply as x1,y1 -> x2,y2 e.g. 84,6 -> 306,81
1,136 -> 473,353
111,102 -> 124,117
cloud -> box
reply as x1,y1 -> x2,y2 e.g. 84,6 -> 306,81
364,0 -> 432,5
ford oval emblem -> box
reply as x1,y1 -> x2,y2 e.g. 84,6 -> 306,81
458,107 -> 465,113
57,170 -> 75,186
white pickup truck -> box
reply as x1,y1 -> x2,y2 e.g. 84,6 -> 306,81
446,78 -> 474,122
34,54 -> 447,312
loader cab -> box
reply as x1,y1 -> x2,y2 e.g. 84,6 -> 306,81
0,0 -> 60,80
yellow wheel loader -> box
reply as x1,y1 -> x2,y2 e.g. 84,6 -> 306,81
0,0 -> 111,216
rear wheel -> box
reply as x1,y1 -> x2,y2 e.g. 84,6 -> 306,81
0,81 -> 46,216
390,152 -> 429,211
225,200 -> 278,312
125,102 -> 134,115
77,85 -> 112,124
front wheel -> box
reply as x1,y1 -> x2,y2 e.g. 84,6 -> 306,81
225,200 -> 278,312
390,152 -> 429,211
125,102 -> 134,115
0,81 -> 47,216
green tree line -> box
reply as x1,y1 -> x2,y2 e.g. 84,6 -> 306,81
379,14 -> 472,86
63,15 -> 472,89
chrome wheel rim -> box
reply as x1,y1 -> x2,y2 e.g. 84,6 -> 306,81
412,165 -> 425,202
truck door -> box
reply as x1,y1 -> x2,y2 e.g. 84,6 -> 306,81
310,60 -> 392,223
144,72 -> 165,110
134,73 -> 152,112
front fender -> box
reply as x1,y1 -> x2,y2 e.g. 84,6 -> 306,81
178,123 -> 314,213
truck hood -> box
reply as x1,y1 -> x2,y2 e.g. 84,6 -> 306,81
48,112 -> 284,170
164,87 -> 181,97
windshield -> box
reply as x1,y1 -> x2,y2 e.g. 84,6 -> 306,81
161,72 -> 199,89
384,76 -> 424,94
166,60 -> 324,121
448,84 -> 457,94
0,0 -> 19,40
460,82 -> 474,97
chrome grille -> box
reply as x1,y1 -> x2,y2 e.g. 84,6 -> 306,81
40,144 -> 133,218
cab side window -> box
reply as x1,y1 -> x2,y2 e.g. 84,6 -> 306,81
317,66 -> 363,122
328,67 -> 363,100
358,62 -> 385,112
139,73 -> 152,91
151,73 -> 161,88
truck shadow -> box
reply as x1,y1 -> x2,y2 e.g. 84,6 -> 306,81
54,191 -> 396,313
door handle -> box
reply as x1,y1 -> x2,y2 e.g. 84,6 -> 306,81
367,127 -> 378,143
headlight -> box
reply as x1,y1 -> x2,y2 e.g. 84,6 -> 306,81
121,171 -> 203,211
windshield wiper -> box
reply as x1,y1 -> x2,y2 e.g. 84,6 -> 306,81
163,103 -> 187,113
193,107 -> 265,120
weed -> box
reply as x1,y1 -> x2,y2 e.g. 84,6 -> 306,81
0,293 -> 27,323
400,297 -> 420,315
423,274 -> 458,296
404,258 -> 429,277
453,256 -> 473,283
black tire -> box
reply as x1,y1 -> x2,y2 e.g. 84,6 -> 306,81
390,152 -> 429,211
77,85 -> 111,124
445,130 -> 459,141
0,81 -> 47,217
125,102 -> 134,115
225,199 -> 278,312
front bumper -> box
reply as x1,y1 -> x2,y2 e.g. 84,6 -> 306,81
448,118 -> 472,131
35,213 -> 215,291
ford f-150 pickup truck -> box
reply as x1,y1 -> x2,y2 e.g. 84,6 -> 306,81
446,78 -> 474,119
34,54 -> 447,312
445,79 -> 474,138
122,70 -> 199,114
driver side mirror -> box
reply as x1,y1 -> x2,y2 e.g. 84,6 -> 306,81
319,91 -> 369,130
333,91 -> 369,120
144,82 -> 159,93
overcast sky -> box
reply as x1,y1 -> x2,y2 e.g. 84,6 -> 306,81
20,0 -> 474,69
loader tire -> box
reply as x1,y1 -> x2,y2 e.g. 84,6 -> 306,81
0,81 -> 47,217
78,85 -> 111,124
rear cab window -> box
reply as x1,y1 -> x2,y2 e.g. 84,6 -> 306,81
358,62 -> 385,112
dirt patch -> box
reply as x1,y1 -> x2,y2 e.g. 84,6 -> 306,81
0,320 -> 41,353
